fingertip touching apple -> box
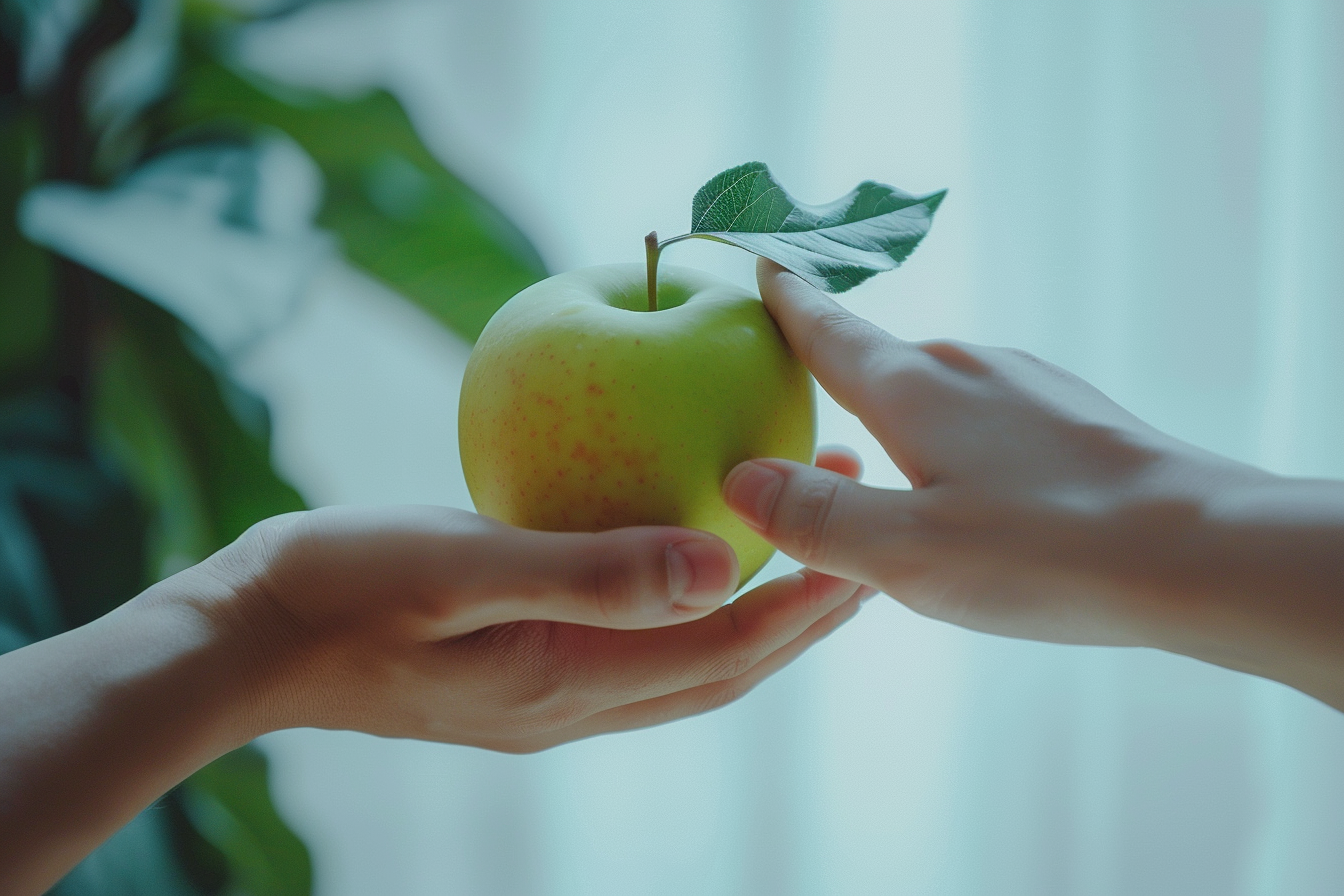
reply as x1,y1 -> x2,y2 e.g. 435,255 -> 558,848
459,163 -> 943,588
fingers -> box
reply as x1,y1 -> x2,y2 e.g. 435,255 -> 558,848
272,506 -> 740,636
561,569 -> 862,708
460,451 -> 857,632
453,569 -> 861,736
756,257 -> 916,420
500,590 -> 867,751
439,523 -> 741,634
578,590 -> 864,738
722,457 -> 921,585
814,444 -> 863,480
471,571 -> 867,751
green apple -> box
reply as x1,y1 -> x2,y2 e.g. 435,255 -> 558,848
459,263 -> 816,585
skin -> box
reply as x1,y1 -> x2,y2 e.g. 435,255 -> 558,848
724,259 -> 1344,711
0,464 -> 866,896
14,258 -> 1341,892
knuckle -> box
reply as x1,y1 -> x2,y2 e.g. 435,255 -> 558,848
213,512 -> 300,584
795,568 -> 837,612
918,339 -> 989,375
769,473 -> 840,567
802,308 -> 852,360
805,309 -> 885,368
489,623 -> 589,735
703,641 -> 757,684
199,512 -> 308,623
585,548 -> 637,624
877,360 -> 950,406
521,698 -> 588,736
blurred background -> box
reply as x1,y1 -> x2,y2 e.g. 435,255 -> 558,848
3,0 -> 1343,894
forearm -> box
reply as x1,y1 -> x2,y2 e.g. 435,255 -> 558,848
0,572 -> 271,895
1127,464 -> 1344,709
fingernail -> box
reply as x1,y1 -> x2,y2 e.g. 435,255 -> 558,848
667,539 -> 732,608
723,461 -> 784,530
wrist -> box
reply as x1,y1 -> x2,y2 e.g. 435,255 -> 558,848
0,555 -> 308,893
1110,454 -> 1344,707
144,541 -> 318,744
121,578 -> 283,754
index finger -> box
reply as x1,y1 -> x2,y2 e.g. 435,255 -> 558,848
756,257 -> 917,418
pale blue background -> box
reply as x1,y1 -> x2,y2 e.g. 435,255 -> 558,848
28,0 -> 1344,893
247,2 -> 1344,894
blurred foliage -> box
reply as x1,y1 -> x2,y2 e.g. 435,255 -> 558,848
158,44 -> 546,341
1,0 -> 546,892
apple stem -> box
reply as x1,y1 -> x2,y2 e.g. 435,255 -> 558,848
645,231 -> 660,312
644,232 -> 706,310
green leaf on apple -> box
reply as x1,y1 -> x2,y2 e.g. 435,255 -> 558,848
646,162 -> 944,308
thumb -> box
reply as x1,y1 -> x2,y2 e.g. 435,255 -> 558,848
440,524 -> 741,634
722,457 -> 914,586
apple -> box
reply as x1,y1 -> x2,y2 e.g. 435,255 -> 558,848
459,263 -> 816,585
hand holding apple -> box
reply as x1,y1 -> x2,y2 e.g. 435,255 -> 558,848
459,163 -> 942,584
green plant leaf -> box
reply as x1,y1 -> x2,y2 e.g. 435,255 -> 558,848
674,161 -> 945,293
0,390 -> 146,640
1,365 -> 310,896
180,744 -> 313,896
49,807 -> 215,896
2,6 -> 312,895
92,285 -> 306,580
0,389 -> 213,896
0,112 -> 54,385
156,46 -> 547,342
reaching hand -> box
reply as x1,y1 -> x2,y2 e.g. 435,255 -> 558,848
722,259 -> 1344,693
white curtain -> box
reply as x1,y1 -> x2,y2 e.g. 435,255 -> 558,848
238,1 -> 1344,893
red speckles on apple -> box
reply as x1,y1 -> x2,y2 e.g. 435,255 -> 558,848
460,265 -> 815,584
